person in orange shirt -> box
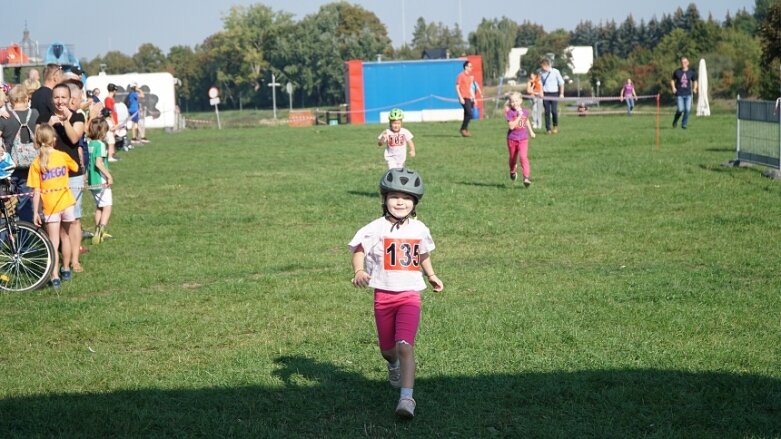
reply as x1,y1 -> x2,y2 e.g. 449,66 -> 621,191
526,71 -> 543,129
27,124 -> 79,289
455,61 -> 480,137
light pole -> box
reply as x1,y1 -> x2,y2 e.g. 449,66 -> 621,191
268,73 -> 280,119
596,79 -> 601,107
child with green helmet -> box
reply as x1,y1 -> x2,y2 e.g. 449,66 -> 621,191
348,167 -> 443,419
377,108 -> 415,169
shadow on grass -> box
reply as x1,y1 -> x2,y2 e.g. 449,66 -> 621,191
1,356 -> 779,437
457,181 -> 508,189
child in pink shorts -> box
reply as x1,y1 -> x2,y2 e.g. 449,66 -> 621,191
348,167 -> 443,419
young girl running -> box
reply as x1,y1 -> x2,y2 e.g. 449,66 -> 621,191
377,108 -> 415,169
86,118 -> 114,244
505,92 -> 536,187
27,124 -> 79,289
348,167 -> 443,419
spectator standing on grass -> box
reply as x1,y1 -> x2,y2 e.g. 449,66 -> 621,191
349,167 -> 444,419
377,108 -> 415,169
137,86 -> 150,144
31,64 -> 63,125
86,118 -> 113,244
28,124 -> 79,290
456,60 -> 480,137
104,84 -> 120,161
127,82 -> 142,143
49,83 -> 85,275
620,78 -> 638,115
671,57 -> 698,129
539,58 -> 564,134
89,88 -> 101,104
526,71 -> 543,129
504,92 -> 536,187
0,84 -> 39,222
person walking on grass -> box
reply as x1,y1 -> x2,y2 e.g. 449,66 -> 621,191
671,56 -> 698,129
349,167 -> 444,419
86,118 -> 113,244
505,92 -> 536,187
456,60 -> 480,137
620,78 -> 638,115
28,124 -> 79,289
539,57 -> 564,134
377,108 -> 415,169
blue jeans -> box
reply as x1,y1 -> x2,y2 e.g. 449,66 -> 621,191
625,98 -> 635,114
10,169 -> 33,223
674,95 -> 693,127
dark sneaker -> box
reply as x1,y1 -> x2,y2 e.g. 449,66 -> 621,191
51,278 -> 61,289
510,172 -> 517,182
60,269 -> 72,281
523,178 -> 532,187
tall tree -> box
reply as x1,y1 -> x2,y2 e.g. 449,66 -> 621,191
516,21 -> 546,47
220,4 -> 295,108
289,2 -> 391,106
411,18 -> 466,57
757,0 -> 781,98
133,43 -> 166,73
469,17 -> 518,83
166,45 -> 204,112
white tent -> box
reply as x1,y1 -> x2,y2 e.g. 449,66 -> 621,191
697,58 -> 710,116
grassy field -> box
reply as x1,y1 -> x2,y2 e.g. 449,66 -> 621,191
1,109 -> 779,438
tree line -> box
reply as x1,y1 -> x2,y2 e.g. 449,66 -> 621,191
80,1 -> 781,112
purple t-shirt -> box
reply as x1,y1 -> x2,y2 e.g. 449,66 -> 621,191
623,84 -> 635,97
506,108 -> 529,141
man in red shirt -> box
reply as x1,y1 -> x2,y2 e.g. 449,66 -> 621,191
455,61 -> 480,137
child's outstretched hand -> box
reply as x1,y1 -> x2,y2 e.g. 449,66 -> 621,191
428,275 -> 444,292
352,269 -> 371,288
409,149 -> 416,158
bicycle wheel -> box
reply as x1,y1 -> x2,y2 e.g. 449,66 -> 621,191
0,220 -> 55,292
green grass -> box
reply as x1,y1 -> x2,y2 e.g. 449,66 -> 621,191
1,111 -> 779,438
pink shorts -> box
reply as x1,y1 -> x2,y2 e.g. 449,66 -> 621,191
45,205 -> 76,223
374,289 -> 421,351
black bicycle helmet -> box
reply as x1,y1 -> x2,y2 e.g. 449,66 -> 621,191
379,167 -> 424,202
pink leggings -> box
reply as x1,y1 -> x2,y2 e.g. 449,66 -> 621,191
507,138 -> 530,178
374,289 -> 421,351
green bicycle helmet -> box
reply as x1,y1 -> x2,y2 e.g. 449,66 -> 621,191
379,167 -> 424,202
388,108 -> 404,121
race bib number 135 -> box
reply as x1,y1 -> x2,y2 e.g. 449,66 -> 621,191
383,238 -> 420,271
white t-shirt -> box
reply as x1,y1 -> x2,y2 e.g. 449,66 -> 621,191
348,216 -> 435,292
378,128 -> 413,164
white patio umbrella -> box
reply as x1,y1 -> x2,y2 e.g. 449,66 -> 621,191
697,58 -> 710,116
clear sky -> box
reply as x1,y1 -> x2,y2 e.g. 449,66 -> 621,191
2,0 -> 756,61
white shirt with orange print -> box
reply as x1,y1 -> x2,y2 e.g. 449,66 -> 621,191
348,216 -> 435,292
378,127 -> 413,167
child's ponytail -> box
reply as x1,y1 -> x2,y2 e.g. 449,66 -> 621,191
34,124 -> 56,171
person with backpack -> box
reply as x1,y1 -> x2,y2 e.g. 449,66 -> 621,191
0,84 -> 39,222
